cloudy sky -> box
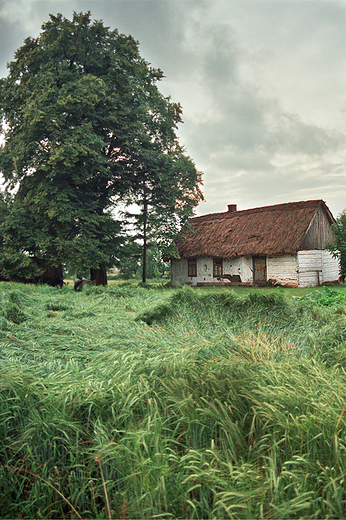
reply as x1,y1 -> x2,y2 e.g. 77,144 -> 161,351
0,0 -> 345,217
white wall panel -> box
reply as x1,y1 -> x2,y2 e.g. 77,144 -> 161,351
172,250 -> 339,287
267,255 -> 298,285
297,250 -> 338,287
298,251 -> 322,287
171,258 -> 189,285
322,251 -> 340,283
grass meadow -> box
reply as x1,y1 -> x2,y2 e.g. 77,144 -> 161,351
0,281 -> 346,519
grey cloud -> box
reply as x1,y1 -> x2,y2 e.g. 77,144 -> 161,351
201,26 -> 240,84
0,0 -> 345,218
201,156 -> 345,217
183,71 -> 344,162
264,107 -> 345,156
0,18 -> 23,71
208,149 -> 274,175
170,11 -> 344,168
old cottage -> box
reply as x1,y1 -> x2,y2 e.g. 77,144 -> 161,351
170,200 -> 339,287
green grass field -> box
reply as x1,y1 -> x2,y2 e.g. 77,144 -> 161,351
0,281 -> 345,519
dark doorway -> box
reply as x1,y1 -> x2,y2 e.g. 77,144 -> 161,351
253,256 -> 267,286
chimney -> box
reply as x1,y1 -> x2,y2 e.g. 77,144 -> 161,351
227,204 -> 237,212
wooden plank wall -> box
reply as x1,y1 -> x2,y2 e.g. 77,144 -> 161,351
322,251 -> 340,283
297,251 -> 322,287
298,250 -> 339,286
300,206 -> 335,250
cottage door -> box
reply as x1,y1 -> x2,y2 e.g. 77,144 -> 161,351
253,256 -> 267,286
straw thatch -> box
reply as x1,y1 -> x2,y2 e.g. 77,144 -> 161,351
176,200 -> 335,259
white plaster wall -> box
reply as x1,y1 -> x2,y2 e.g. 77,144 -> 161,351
297,250 -> 339,287
171,256 -> 253,285
267,255 -> 298,285
217,257 -> 252,283
171,258 -> 190,285
170,257 -> 213,286
196,257 -> 213,284
239,257 -> 253,283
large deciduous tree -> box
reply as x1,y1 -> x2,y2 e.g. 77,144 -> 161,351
0,12 -> 203,284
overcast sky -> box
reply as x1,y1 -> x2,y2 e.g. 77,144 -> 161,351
1,0 -> 345,217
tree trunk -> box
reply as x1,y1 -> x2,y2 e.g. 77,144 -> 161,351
90,267 -> 107,286
38,266 -> 64,287
142,198 -> 148,283
39,266 -> 63,282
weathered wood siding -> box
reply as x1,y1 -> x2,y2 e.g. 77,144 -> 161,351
267,255 -> 298,285
321,251 -> 339,283
299,205 -> 335,250
297,250 -> 339,287
297,251 -> 321,286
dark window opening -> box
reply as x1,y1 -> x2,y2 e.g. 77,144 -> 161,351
213,258 -> 223,277
188,258 -> 197,277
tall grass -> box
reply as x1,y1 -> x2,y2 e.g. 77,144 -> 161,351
0,282 -> 345,518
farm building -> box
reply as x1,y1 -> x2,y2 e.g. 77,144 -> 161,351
170,200 -> 340,287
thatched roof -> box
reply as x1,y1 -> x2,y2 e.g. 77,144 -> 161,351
176,200 -> 335,259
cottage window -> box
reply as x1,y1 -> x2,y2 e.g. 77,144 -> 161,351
188,258 -> 197,277
213,258 -> 223,277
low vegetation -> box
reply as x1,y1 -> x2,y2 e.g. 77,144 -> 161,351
0,282 -> 345,519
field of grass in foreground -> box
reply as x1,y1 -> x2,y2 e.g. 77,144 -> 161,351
0,281 -> 345,519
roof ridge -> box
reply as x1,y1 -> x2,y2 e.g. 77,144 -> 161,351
193,199 -> 323,220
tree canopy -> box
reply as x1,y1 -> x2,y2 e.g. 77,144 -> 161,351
0,11 -> 203,283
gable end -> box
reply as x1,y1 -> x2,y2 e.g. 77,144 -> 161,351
299,202 -> 336,251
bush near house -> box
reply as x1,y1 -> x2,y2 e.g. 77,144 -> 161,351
328,209 -> 346,277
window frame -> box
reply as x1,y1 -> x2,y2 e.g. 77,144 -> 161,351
187,258 -> 197,277
213,258 -> 223,277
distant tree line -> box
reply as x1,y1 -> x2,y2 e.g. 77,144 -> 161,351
0,12 -> 203,285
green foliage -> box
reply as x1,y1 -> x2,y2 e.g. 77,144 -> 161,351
116,240 -> 141,279
0,283 -> 346,518
302,286 -> 346,306
144,242 -> 170,279
117,240 -> 170,280
327,209 -> 346,275
0,12 -> 125,274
